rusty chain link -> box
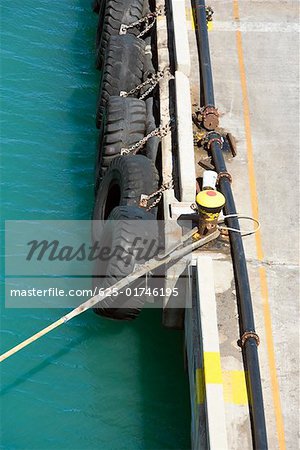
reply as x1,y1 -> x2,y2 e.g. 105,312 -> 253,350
119,7 -> 163,38
140,180 -> 174,211
120,67 -> 174,101
121,118 -> 175,156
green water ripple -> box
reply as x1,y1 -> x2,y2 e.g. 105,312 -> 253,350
0,2 -> 190,449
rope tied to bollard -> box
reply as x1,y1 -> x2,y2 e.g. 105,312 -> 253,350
217,214 -> 261,237
0,229 -> 220,363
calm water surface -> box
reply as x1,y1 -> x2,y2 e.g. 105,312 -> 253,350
0,2 -> 190,449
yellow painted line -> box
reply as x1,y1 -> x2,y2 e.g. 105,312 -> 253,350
186,8 -> 213,32
233,1 -> 286,448
207,21 -> 214,32
186,7 -> 195,31
223,370 -> 248,405
196,367 -> 248,405
203,352 -> 223,384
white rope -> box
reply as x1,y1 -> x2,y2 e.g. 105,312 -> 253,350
217,214 -> 260,237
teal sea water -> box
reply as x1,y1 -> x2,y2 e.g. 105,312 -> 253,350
0,2 -> 190,449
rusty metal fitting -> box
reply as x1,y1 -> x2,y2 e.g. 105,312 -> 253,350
217,171 -> 232,184
192,231 -> 202,242
239,331 -> 260,347
193,105 -> 219,131
220,228 -> 229,237
193,130 -> 207,145
202,106 -> 219,130
206,6 -> 214,22
207,137 -> 223,151
197,217 -> 219,237
139,194 -> 149,208
226,132 -> 237,157
192,110 -> 203,128
198,158 -> 214,171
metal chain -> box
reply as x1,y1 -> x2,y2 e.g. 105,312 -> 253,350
120,68 -> 174,100
139,68 -> 174,100
119,8 -> 163,37
137,16 -> 157,38
140,180 -> 174,211
121,119 -> 174,156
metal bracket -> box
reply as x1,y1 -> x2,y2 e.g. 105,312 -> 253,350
239,331 -> 260,347
217,171 -> 232,184
119,24 -> 128,35
206,6 -> 214,22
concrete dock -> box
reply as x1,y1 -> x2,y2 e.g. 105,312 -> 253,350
185,0 -> 299,448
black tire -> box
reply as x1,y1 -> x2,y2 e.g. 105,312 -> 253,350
95,0 -> 145,69
95,96 -> 147,192
92,154 -> 159,241
145,96 -> 160,161
96,35 -> 145,129
93,205 -> 159,320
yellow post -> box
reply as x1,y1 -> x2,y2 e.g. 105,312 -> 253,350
196,189 -> 226,235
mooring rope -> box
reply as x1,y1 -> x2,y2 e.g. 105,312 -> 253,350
0,229 -> 220,363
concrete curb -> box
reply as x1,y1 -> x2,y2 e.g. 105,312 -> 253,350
196,256 -> 228,450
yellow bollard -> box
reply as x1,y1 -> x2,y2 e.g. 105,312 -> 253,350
195,190 -> 226,236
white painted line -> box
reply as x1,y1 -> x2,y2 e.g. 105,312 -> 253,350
213,21 -> 299,33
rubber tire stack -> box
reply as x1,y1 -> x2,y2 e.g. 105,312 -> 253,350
92,0 -> 160,320
96,34 -> 145,129
95,96 -> 147,191
95,0 -> 145,69
93,154 -> 159,241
